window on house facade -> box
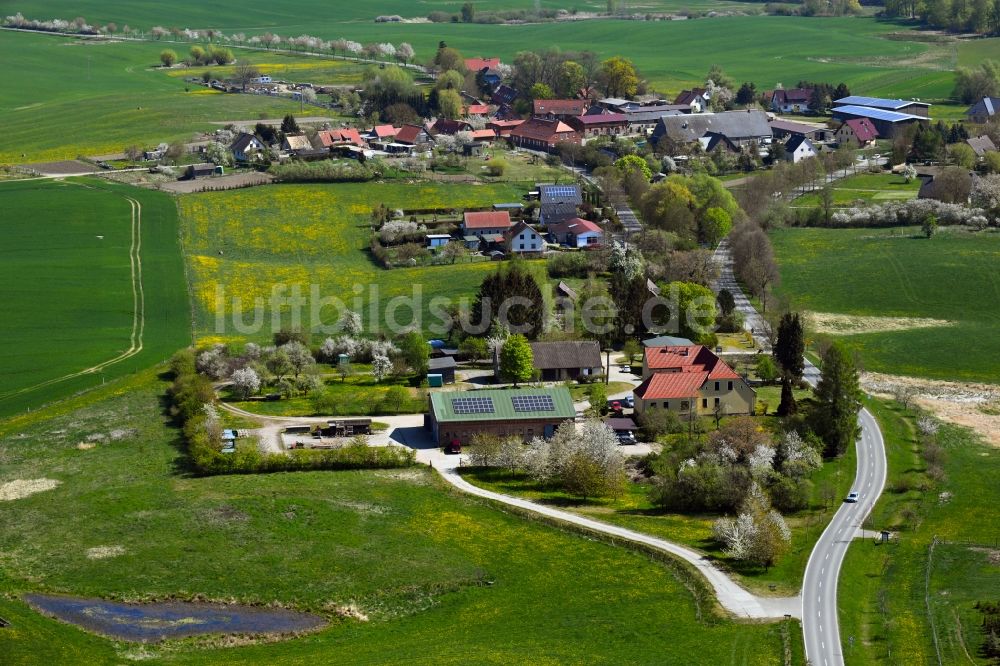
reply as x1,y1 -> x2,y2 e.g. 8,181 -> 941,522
714,381 -> 720,391
649,402 -> 656,408
519,243 -> 525,250
702,398 -> 708,408
728,381 -> 733,391
715,397 -> 720,407
681,401 -> 690,411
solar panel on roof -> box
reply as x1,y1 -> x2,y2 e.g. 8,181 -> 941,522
542,186 -> 577,197
511,395 -> 555,412
451,396 -> 495,414
834,105 -> 923,122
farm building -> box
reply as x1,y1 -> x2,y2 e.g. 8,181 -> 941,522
529,341 -> 603,381
567,113 -> 629,139
623,106 -> 688,135
768,88 -> 814,114
834,96 -> 931,118
463,210 -> 513,237
487,119 -> 524,137
967,135 -> 997,157
509,118 -> 580,152
769,119 -> 830,143
428,356 -> 457,384
317,128 -> 365,148
966,96 -> 1000,124
830,105 -> 928,139
651,111 -> 772,149
634,345 -> 755,417
427,387 -> 576,445
185,163 -> 222,179
835,118 -> 879,148
465,57 -> 502,72
533,99 -> 589,119
394,124 -> 432,146
538,183 -> 583,226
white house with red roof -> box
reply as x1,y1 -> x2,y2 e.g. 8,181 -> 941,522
547,217 -> 603,248
634,345 -> 755,416
462,210 -> 514,237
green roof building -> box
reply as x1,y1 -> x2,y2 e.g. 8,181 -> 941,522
428,387 -> 576,446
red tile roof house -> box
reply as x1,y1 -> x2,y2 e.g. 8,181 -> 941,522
368,124 -> 399,141
462,210 -> 513,238
547,217 -> 604,248
533,99 -> 589,119
470,129 -> 498,142
487,119 -> 525,137
393,124 -> 432,146
509,118 -> 581,153
430,118 -> 473,136
317,128 -> 365,148
465,104 -> 491,116
769,88 -> 815,114
566,113 -> 629,140
465,57 -> 501,72
634,345 -> 756,417
835,118 -> 879,148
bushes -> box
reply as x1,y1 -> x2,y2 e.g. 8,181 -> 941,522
166,350 -> 415,475
270,160 -> 382,183
828,199 -> 989,229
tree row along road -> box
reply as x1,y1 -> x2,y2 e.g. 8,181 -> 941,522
712,240 -> 887,666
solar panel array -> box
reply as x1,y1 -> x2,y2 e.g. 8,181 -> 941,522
451,396 -> 495,414
542,185 -> 578,198
511,394 -> 555,412
833,105 -> 923,123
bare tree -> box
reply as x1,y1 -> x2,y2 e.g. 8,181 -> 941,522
233,63 -> 261,91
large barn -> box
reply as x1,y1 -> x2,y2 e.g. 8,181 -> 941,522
427,388 -> 576,446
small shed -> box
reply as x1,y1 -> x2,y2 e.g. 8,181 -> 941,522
428,356 -> 457,384
427,234 -> 452,248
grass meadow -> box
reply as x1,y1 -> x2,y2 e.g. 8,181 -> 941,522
792,173 -> 921,208
178,181 -> 531,343
0,178 -> 189,418
0,371 -> 800,664
770,226 -> 1000,383
837,400 -> 1000,664
0,31 -> 362,163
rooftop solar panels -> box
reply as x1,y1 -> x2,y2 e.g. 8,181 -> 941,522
451,396 -> 495,414
511,394 -> 555,412
832,105 -> 925,123
542,185 -> 578,198
833,96 -> 928,110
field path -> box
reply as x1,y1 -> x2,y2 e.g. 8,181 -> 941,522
0,191 -> 145,401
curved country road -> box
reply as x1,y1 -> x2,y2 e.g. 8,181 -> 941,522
713,240 -> 888,666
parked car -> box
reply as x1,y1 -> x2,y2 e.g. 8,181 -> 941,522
622,394 -> 634,408
608,400 -> 622,413
844,491 -> 860,503
616,431 -> 636,445
444,440 -> 462,455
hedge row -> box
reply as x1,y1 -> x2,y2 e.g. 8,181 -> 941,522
167,350 -> 416,475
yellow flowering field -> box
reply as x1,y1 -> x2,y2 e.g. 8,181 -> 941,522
179,182 -> 528,339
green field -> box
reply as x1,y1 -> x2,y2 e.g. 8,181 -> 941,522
0,31 -> 362,163
0,371 -> 801,664
837,401 -> 1000,664
793,173 -> 921,208
178,181 -> 531,343
0,178 -> 189,418
770,226 -> 1000,382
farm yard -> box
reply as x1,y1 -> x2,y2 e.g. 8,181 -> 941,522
770,226 -> 1000,383
0,374 -> 800,664
0,178 -> 189,418
178,182 -> 530,341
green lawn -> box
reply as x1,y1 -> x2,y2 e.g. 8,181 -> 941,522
178,181 -> 531,343
0,370 -> 800,665
0,31 -> 359,163
770,226 -> 1000,382
793,173 -> 921,208
0,178 -> 190,418
837,400 -> 1000,664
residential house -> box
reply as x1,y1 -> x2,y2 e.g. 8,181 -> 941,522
651,110 -> 772,150
784,136 -> 817,163
504,220 -> 545,256
509,118 -> 580,152
966,96 -> 1000,124
547,217 -> 603,247
427,387 -> 576,446
917,167 -> 973,202
967,134 -> 997,158
491,84 -> 520,106
769,119 -> 830,142
533,99 -> 588,119
430,118 -> 473,136
624,106 -> 689,135
487,119 -> 524,137
529,340 -> 603,381
769,88 -> 814,114
834,118 -> 879,148
634,345 -> 755,417
673,88 -> 710,113
462,210 -> 513,238
464,103 -> 491,117
317,128 -> 365,148
230,132 -> 266,162
394,124 -> 432,146
538,183 -> 583,225
465,57 -> 501,73
470,129 -> 498,143
566,113 -> 629,139
831,105 -> 927,139
834,96 -> 931,118
642,335 -> 693,347
367,125 -> 399,143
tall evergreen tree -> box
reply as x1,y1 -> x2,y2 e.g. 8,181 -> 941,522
774,312 -> 805,416
473,262 -> 545,338
812,342 -> 863,457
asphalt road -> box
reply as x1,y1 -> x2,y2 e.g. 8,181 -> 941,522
712,241 -> 887,666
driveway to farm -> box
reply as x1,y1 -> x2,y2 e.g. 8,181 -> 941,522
712,239 -> 886,666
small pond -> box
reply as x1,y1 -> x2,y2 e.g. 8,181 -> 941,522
23,594 -> 326,642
